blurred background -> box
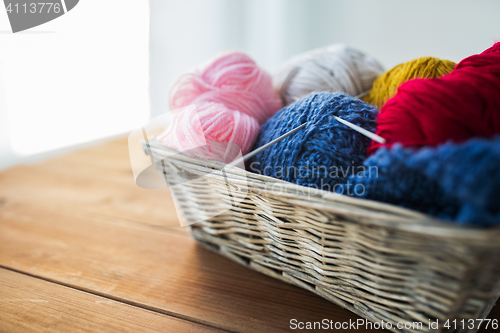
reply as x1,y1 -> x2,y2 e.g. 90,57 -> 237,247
1,0 -> 500,170
0,0 -> 149,169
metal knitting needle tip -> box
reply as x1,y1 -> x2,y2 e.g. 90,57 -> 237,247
226,123 -> 307,168
226,113 -> 385,169
334,116 -> 386,144
354,90 -> 370,99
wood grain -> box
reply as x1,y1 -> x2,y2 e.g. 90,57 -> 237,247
0,199 -> 383,332
0,150 -> 179,228
0,268 -> 220,333
0,137 -> 497,333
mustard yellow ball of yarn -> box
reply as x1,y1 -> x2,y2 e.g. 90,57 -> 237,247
362,57 -> 456,109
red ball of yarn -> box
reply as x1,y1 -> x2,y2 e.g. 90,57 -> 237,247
369,43 -> 500,154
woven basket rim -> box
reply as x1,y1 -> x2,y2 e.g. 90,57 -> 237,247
143,140 -> 500,240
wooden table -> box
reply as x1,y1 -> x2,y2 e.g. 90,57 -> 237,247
0,137 -> 497,332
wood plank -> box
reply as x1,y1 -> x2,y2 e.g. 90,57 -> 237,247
35,137 -> 142,185
0,268 -> 221,333
1,137 -> 497,332
34,136 -> 152,186
0,137 -> 179,228
0,200 -> 383,333
0,165 -> 179,228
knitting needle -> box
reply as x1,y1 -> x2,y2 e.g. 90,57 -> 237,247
337,90 -> 386,143
333,116 -> 386,144
354,90 -> 370,99
227,115 -> 386,168
226,123 -> 307,168
226,91 -> 384,168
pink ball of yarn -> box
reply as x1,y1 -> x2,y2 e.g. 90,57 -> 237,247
160,52 -> 281,162
158,103 -> 260,163
170,52 -> 282,124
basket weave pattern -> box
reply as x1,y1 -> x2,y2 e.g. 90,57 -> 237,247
146,142 -> 500,333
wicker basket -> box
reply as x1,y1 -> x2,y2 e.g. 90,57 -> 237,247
144,140 -> 500,333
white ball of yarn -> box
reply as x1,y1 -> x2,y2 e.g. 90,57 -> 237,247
274,44 -> 384,106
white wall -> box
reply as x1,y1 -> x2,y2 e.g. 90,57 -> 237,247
2,0 -> 498,169
0,61 -> 14,170
0,0 -> 150,170
150,0 -> 244,118
312,0 -> 500,69
150,0 -> 500,117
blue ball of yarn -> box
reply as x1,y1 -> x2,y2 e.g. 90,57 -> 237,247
249,92 -> 377,191
340,137 -> 500,226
